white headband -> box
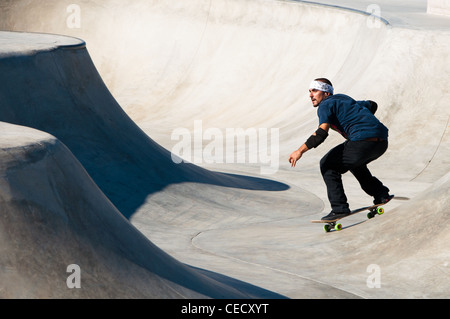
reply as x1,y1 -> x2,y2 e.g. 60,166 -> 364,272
309,80 -> 334,95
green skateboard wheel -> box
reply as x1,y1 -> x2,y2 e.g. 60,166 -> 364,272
377,207 -> 384,215
335,223 -> 343,231
324,224 -> 331,233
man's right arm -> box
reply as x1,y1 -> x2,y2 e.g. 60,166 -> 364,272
358,100 -> 378,114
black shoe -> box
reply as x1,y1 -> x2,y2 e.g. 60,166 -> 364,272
321,210 -> 351,221
373,194 -> 394,205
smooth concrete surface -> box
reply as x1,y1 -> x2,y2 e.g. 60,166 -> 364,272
0,0 -> 449,298
428,0 -> 450,16
0,122 -> 275,298
297,0 -> 450,29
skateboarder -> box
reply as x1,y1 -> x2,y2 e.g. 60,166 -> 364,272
289,78 -> 392,221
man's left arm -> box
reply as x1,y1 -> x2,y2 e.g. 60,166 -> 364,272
305,123 -> 330,149
289,123 -> 330,167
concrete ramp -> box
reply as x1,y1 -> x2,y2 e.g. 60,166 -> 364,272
0,0 -> 449,298
0,122 -> 197,298
0,120 -> 288,298
0,32 -> 291,298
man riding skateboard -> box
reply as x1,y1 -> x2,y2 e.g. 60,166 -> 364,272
289,78 -> 393,221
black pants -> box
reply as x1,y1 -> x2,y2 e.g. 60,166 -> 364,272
320,140 -> 390,213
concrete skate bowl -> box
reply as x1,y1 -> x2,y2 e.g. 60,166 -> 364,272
0,0 -> 449,298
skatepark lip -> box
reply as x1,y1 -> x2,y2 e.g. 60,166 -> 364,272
0,0 -> 449,299
0,31 -> 85,57
295,0 -> 450,30
293,0 -> 391,26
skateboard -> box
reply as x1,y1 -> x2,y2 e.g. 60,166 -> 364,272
311,195 -> 394,232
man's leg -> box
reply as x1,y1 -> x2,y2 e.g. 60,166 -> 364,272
351,165 -> 390,203
320,140 -> 390,219
345,140 -> 390,203
320,143 -> 350,214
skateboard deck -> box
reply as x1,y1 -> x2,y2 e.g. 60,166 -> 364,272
311,195 -> 394,232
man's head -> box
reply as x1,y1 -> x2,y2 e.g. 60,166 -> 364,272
309,78 -> 333,107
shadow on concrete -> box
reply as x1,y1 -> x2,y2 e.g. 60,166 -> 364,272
0,49 -> 289,220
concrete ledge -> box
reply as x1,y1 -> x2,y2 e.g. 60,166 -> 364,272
427,0 -> 450,16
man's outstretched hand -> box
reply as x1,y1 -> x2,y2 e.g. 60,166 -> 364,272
289,144 -> 309,168
289,149 -> 302,167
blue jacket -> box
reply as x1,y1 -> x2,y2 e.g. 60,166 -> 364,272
317,94 -> 388,141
